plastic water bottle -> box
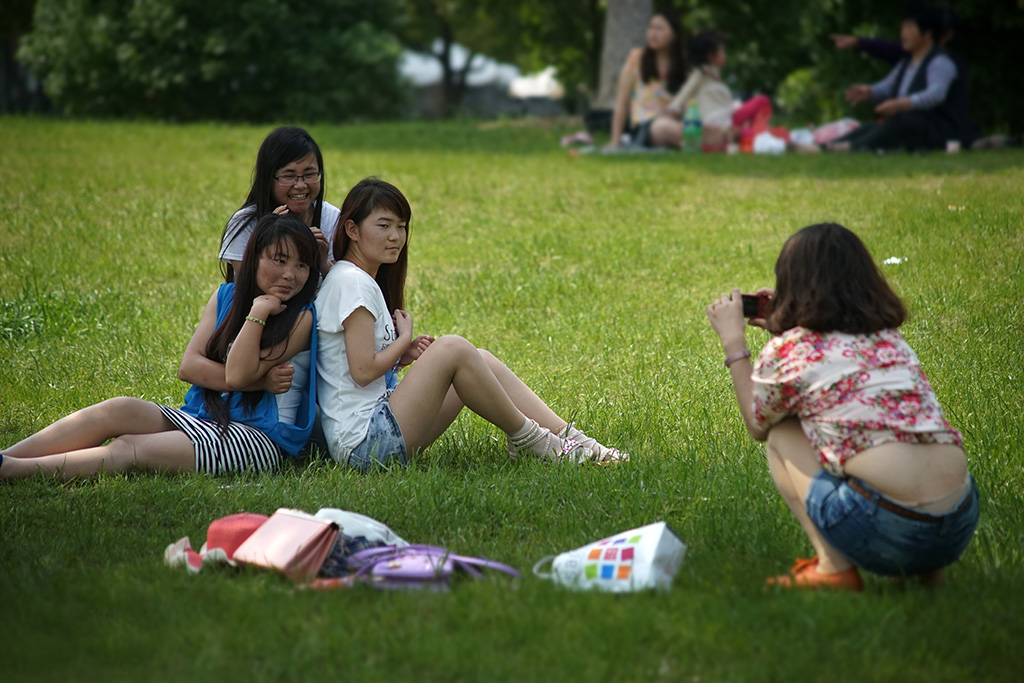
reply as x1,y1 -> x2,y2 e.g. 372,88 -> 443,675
683,100 -> 702,154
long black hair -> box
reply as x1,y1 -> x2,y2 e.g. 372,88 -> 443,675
219,126 -> 325,282
640,8 -> 688,93
204,213 -> 319,427
332,177 -> 411,313
768,223 -> 906,335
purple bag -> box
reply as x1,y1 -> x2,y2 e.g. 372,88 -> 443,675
347,545 -> 520,590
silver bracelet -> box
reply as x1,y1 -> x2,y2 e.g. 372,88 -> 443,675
724,349 -> 751,367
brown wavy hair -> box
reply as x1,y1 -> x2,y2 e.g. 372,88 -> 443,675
766,223 -> 906,335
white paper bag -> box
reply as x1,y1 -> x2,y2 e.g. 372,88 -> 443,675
533,521 -> 686,592
313,508 -> 409,547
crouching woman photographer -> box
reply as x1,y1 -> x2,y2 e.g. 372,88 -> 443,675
706,223 -> 978,591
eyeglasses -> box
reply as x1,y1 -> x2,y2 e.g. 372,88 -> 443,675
274,171 -> 322,187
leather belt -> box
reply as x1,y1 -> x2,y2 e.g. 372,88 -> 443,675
847,478 -> 971,523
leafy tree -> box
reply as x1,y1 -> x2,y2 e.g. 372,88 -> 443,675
1,0 -> 39,112
396,0 -> 527,117
18,0 -> 409,121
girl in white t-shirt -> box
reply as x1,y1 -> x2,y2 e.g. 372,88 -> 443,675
315,178 -> 626,471
219,126 -> 339,283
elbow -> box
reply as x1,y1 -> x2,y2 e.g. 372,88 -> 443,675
746,424 -> 768,442
223,368 -> 251,392
349,367 -> 375,388
178,360 -> 192,384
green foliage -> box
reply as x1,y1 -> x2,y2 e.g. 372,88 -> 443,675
17,0 -> 409,121
2,117 -> 1024,680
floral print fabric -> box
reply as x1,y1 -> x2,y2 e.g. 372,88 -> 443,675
752,327 -> 962,476
630,71 -> 671,127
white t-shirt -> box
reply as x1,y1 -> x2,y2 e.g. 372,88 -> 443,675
218,201 -> 342,263
314,260 -> 397,462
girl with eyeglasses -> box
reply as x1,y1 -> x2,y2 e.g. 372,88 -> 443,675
1,214 -> 319,481
219,126 -> 337,283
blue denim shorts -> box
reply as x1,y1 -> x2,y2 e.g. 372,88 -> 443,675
347,402 -> 409,473
805,470 -> 979,576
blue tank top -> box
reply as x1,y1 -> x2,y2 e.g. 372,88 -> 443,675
180,283 -> 317,456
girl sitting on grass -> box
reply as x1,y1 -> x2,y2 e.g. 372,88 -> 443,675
219,126 -> 337,282
1,214 -> 318,481
666,30 -> 774,149
315,177 -> 625,471
706,223 -> 978,591
606,9 -> 688,149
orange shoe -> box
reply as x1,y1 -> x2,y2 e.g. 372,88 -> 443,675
766,557 -> 863,592
914,569 -> 946,588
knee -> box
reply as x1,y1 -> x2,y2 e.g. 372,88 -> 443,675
649,117 -> 681,144
431,335 -> 476,357
85,397 -> 146,426
106,434 -> 145,466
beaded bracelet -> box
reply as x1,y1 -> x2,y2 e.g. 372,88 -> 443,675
724,349 -> 751,367
245,315 -> 266,327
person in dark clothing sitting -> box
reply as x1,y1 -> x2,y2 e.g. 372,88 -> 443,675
812,2 -> 979,153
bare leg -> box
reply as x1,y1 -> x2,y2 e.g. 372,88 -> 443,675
478,349 -> 566,433
1,399 -> 195,481
765,419 -> 852,574
4,397 -> 174,458
389,336 -> 530,453
649,116 -> 683,149
414,386 -> 465,451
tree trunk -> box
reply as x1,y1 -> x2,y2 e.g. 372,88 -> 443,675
592,0 -> 652,110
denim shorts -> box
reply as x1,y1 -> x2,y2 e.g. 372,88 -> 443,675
346,402 -> 409,473
805,470 -> 980,576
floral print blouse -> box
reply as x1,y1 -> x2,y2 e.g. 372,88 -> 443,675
751,327 -> 962,476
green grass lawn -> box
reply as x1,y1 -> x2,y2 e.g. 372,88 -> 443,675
1,116 -> 1022,682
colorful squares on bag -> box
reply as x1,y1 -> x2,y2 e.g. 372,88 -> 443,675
582,537 -> 642,583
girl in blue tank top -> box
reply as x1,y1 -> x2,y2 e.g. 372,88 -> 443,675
1,213 -> 318,481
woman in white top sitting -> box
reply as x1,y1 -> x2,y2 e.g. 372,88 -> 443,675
315,177 -> 626,471
219,126 -> 339,283
706,222 -> 978,591
667,30 -> 773,148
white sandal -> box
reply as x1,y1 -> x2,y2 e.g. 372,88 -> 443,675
507,420 -> 595,464
561,423 -> 629,464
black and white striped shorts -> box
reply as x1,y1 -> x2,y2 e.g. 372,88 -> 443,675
158,405 -> 282,475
